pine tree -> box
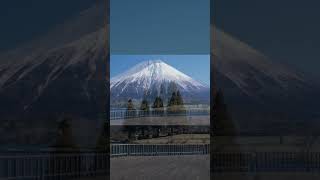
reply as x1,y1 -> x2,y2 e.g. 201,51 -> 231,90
176,90 -> 184,105
127,99 -> 135,110
212,91 -> 235,136
96,120 -> 109,150
168,92 -> 177,106
126,99 -> 136,117
152,97 -> 164,109
125,99 -> 137,140
140,99 -> 149,118
152,96 -> 164,117
168,90 -> 185,113
53,117 -> 77,149
140,99 -> 149,111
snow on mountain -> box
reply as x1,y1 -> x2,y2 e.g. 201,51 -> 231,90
110,60 -> 209,101
0,0 -> 316,126
0,1 -> 108,119
212,26 -> 309,100
0,0 -> 108,90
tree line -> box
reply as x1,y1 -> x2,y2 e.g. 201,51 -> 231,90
127,89 -> 185,114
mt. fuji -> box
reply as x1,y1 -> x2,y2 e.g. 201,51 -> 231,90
110,60 -> 209,104
0,0 -> 319,133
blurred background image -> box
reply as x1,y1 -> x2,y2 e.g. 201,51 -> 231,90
1,0 -> 320,179
212,0 -> 320,179
0,0 -> 109,179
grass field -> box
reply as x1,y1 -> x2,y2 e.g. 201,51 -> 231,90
110,115 -> 209,126
133,134 -> 209,144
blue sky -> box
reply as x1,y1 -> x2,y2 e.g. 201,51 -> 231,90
110,0 -> 210,54
111,55 -> 210,86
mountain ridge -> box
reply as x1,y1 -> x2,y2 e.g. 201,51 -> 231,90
0,2 -> 319,134
110,60 -> 210,104
0,2 -> 108,120
212,27 -> 312,101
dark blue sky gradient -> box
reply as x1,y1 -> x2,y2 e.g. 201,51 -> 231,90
0,0 -> 93,52
1,0 -> 320,77
215,0 -> 320,77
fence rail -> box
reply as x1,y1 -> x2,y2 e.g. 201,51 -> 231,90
111,144 -> 210,157
212,152 -> 320,172
4,145 -> 320,179
110,108 -> 210,120
0,151 -> 108,180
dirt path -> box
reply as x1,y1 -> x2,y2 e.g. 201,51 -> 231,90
110,155 -> 210,180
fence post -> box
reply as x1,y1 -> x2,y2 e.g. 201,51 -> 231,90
42,156 -> 45,180
249,152 -> 257,177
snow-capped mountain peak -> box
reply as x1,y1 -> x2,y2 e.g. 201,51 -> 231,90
110,60 -> 209,101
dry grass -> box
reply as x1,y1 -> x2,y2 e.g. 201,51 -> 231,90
110,115 -> 209,126
133,134 -> 209,144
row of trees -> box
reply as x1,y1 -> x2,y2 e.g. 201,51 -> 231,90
124,90 -> 186,140
49,90 -> 235,147
128,90 -> 185,112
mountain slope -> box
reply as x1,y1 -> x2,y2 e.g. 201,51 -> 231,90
212,27 -> 320,134
110,60 -> 209,104
0,1 -> 108,120
213,28 -> 309,101
0,1 -> 318,135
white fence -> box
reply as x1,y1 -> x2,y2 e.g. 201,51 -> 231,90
0,151 -> 108,180
212,151 -> 320,172
0,144 -> 210,179
111,144 -> 210,157
3,145 -> 320,178
110,108 -> 210,120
